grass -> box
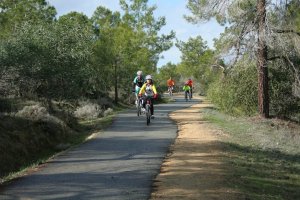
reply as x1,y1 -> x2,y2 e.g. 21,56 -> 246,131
202,108 -> 300,200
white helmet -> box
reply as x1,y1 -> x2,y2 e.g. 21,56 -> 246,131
137,70 -> 143,76
145,75 -> 152,80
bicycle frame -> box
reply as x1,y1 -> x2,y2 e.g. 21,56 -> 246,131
184,90 -> 190,101
145,97 -> 152,125
168,86 -> 173,96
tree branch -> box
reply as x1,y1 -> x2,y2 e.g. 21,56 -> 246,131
284,56 -> 300,85
273,29 -> 300,36
267,56 -> 281,61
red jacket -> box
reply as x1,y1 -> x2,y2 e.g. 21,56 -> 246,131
187,80 -> 193,87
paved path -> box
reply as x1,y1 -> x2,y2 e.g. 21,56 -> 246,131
0,97 -> 198,200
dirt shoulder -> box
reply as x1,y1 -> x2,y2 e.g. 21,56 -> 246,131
150,96 -> 240,200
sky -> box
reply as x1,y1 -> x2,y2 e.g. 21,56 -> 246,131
47,0 -> 225,67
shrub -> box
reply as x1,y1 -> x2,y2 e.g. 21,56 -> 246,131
103,108 -> 113,117
207,62 -> 258,116
269,63 -> 300,120
74,101 -> 102,119
15,105 -> 49,120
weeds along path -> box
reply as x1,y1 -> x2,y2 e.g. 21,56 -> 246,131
151,96 -> 240,200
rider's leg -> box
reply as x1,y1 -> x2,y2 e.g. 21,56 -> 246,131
135,86 -> 140,103
135,93 -> 138,104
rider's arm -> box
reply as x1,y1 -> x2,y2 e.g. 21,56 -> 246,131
152,84 -> 158,94
139,83 -> 146,95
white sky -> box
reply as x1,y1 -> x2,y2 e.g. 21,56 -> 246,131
48,0 -> 225,67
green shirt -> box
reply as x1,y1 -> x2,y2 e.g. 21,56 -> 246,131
183,85 -> 190,91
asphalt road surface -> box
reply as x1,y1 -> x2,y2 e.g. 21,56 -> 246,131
0,97 -> 198,200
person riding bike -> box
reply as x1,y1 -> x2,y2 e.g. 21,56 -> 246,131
186,78 -> 193,98
183,83 -> 191,101
132,70 -> 145,104
138,75 -> 158,119
167,77 -> 175,95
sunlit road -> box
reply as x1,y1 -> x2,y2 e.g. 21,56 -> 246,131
0,96 -> 198,200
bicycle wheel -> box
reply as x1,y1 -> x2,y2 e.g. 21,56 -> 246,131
146,104 -> 151,125
137,99 -> 141,116
185,91 -> 188,102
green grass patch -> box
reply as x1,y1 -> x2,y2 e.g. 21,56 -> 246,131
203,108 -> 300,199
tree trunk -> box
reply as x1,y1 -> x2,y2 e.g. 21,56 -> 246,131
257,0 -> 269,118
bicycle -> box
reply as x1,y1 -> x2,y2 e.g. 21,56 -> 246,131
168,86 -> 173,96
136,96 -> 143,116
184,90 -> 191,102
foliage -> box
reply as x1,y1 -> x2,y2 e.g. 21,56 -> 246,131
269,60 -> 300,119
207,59 -> 257,116
155,62 -> 181,92
185,0 -> 300,119
0,15 -> 94,99
176,35 -> 216,94
90,1 -> 175,103
0,0 -> 56,39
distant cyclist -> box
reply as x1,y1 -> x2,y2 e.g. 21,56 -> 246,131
132,70 -> 145,104
186,78 -> 193,98
139,75 -> 158,119
167,77 -> 175,96
183,83 -> 191,101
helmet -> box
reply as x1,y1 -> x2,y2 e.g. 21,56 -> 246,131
145,75 -> 152,80
188,78 -> 192,80
137,70 -> 143,76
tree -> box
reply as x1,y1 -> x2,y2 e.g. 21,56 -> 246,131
120,0 -> 175,71
0,12 -> 94,100
91,6 -> 134,103
257,0 -> 269,117
0,0 -> 56,38
176,36 -> 215,93
185,0 -> 300,118
91,1 -> 175,103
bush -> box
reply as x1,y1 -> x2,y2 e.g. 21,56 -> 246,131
15,105 -> 49,121
207,62 -> 258,116
103,108 -> 113,117
74,101 -> 102,119
269,63 -> 300,120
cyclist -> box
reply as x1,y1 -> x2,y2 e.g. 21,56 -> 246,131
167,77 -> 175,96
132,70 -> 145,104
186,78 -> 193,98
183,83 -> 191,101
138,75 -> 158,119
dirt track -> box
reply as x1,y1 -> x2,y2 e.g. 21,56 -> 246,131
150,96 -> 240,200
